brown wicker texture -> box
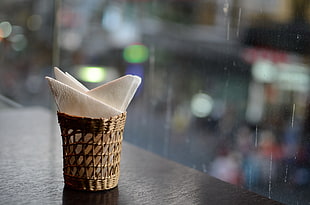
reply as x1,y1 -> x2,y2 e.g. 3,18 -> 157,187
57,112 -> 127,191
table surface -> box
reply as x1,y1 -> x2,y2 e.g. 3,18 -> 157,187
0,107 -> 284,205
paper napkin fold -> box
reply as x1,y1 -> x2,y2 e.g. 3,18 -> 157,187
46,67 -> 141,118
46,77 -> 122,118
87,75 -> 141,112
54,67 -> 88,93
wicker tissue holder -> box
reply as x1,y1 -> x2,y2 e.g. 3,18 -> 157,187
57,112 -> 127,191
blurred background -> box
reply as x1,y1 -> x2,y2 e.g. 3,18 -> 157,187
1,0 -> 310,204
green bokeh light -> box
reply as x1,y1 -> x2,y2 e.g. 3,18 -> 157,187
123,44 -> 149,63
79,66 -> 106,83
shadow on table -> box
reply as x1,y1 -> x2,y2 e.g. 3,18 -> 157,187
62,185 -> 119,205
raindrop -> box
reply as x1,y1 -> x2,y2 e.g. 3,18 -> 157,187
226,20 -> 230,41
255,125 -> 258,148
236,8 -> 242,37
268,152 -> 273,199
291,103 -> 296,128
284,164 -> 289,183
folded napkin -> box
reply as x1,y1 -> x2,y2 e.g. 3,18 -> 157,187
87,75 -> 141,112
46,67 -> 141,118
54,67 -> 88,93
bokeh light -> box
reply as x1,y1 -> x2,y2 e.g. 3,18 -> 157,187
123,44 -> 149,63
0,21 -> 12,38
11,34 -> 27,51
102,5 -> 122,32
191,93 -> 214,118
27,15 -> 42,31
78,66 -> 106,83
61,31 -> 82,51
252,60 -> 277,83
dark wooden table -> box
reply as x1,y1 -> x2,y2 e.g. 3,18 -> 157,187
0,107 -> 284,204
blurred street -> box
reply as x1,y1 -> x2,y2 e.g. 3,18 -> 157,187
1,0 -> 310,204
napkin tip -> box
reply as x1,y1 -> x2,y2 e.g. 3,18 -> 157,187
45,76 -> 53,82
125,74 -> 142,84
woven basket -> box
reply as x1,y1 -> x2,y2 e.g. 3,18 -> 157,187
57,112 -> 126,191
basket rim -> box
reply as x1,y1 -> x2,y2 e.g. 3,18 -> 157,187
57,111 -> 127,134
57,111 -> 127,121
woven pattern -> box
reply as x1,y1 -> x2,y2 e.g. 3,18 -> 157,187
57,112 -> 126,191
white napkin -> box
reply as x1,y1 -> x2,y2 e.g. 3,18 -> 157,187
87,75 -> 141,112
46,67 -> 141,118
53,67 -> 141,112
54,67 -> 88,93
46,77 -> 122,118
